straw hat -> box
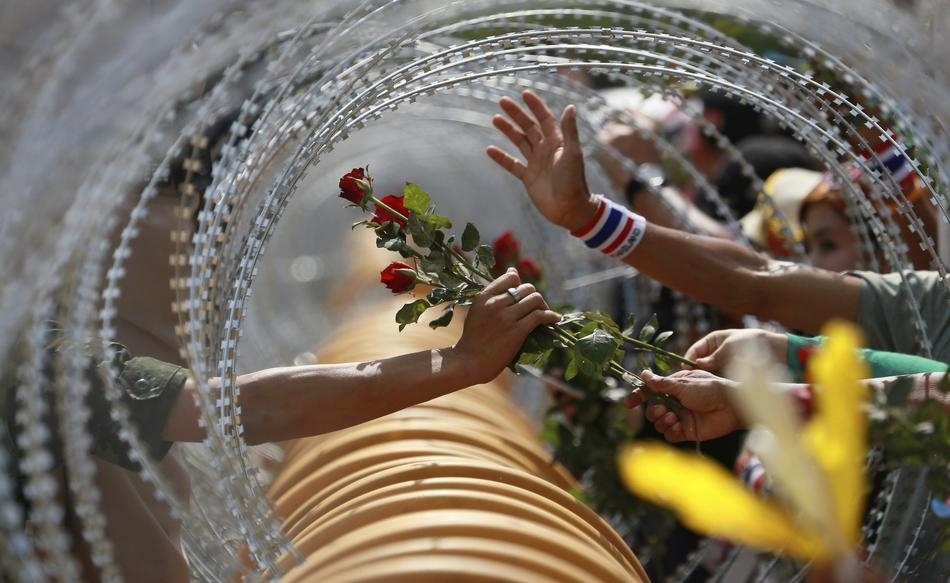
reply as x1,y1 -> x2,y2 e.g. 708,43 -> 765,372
740,168 -> 825,255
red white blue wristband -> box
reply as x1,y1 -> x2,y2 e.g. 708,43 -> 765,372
570,195 -> 647,259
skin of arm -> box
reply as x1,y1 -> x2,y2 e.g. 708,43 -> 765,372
486,90 -> 862,334
598,122 -> 733,239
161,269 -> 561,444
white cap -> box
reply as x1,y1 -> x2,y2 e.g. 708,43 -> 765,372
740,168 -> 826,252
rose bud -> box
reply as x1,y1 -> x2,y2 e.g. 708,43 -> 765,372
371,194 -> 410,228
339,167 -> 368,205
380,261 -> 416,293
517,256 -> 542,284
491,231 -> 520,276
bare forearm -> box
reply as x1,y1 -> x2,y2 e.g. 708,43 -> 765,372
619,222 -> 861,334
632,187 -> 733,240
163,347 -> 475,444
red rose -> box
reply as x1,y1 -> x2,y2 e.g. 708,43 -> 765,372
491,231 -> 520,275
339,168 -> 367,205
516,257 -> 542,284
371,194 -> 409,227
796,343 -> 818,383
380,261 -> 415,294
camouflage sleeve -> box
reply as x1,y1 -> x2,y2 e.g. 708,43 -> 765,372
86,346 -> 189,470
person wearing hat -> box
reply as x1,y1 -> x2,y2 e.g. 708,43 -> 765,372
739,167 -> 826,259
487,90 -> 950,361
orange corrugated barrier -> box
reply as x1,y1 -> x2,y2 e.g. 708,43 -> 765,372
267,299 -> 648,582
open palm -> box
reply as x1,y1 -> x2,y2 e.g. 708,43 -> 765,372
487,90 -> 596,231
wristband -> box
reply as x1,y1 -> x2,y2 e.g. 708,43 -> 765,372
570,195 -> 647,259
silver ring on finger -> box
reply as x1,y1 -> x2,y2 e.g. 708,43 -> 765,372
505,287 -> 521,303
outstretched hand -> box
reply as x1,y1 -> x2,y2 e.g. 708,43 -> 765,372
684,328 -> 788,374
625,369 -> 743,442
486,90 -> 598,232
454,268 -> 561,385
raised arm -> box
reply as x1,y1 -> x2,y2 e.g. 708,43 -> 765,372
162,269 -> 561,443
487,90 -> 861,333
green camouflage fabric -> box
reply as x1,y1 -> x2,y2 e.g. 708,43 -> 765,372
2,337 -> 188,474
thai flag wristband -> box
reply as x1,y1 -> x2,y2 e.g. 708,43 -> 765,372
570,195 -> 647,259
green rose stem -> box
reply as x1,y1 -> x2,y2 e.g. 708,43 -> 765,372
542,324 -> 684,410
622,335 -> 698,369
371,195 -> 494,284
364,188 -> 684,412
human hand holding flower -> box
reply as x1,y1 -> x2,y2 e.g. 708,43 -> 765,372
338,166 -> 688,410
452,268 -> 561,385
626,369 -> 743,442
684,328 -> 788,374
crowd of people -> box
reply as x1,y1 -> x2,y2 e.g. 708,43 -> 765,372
3,77 -> 946,580
487,89 -> 948,580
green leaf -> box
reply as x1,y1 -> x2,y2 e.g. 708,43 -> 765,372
886,376 -> 914,407
395,299 -> 430,331
517,348 -> 552,369
639,314 -> 659,343
428,307 -> 455,329
379,237 -> 411,255
655,355 -> 672,373
622,314 -> 637,337
475,244 -> 495,270
581,311 -> 623,336
420,250 -> 448,274
426,287 -> 457,305
403,182 -> 431,214
575,329 -> 621,369
577,322 -> 599,337
461,223 -> 480,252
654,330 -> 674,348
437,271 -> 467,289
427,213 -> 452,229
407,213 -> 433,247
564,355 -> 579,381
522,327 -> 557,353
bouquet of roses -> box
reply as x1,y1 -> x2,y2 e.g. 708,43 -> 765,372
338,167 -> 691,404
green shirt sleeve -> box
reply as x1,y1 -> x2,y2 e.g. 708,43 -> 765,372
88,349 -> 189,469
786,332 -> 948,382
850,270 -> 950,363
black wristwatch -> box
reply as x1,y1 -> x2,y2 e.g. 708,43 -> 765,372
624,163 -> 666,205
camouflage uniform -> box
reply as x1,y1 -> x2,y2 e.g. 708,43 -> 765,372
1,336 -> 189,505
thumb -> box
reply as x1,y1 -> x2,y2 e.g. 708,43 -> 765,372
693,353 -> 720,371
642,369 -> 688,399
640,369 -> 670,392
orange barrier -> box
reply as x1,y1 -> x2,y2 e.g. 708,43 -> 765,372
268,300 -> 647,582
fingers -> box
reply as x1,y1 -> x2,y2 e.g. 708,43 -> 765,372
684,330 -> 727,370
480,268 -> 521,297
624,388 -> 645,409
645,404 -> 689,442
492,114 -> 532,159
560,104 -> 581,153
522,90 -> 558,136
640,369 -> 679,396
500,95 -> 543,141
647,405 -> 684,441
507,285 -> 560,325
485,146 -> 527,181
645,403 -> 668,423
